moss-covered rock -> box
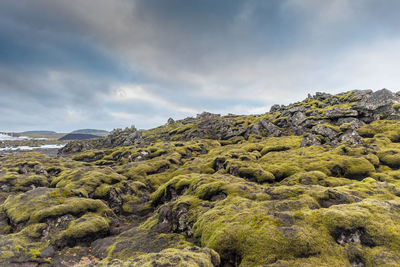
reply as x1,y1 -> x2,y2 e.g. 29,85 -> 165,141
377,149 -> 400,168
93,247 -> 220,267
3,90 -> 400,266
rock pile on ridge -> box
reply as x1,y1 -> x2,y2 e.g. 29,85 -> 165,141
60,89 -> 400,154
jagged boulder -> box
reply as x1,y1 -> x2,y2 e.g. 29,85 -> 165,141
344,89 -> 373,102
357,88 -> 399,111
339,130 -> 364,146
336,117 -> 364,128
300,133 -> 322,147
251,118 -> 282,137
270,104 -> 283,113
312,124 -> 339,142
325,108 -> 358,118
354,89 -> 400,121
291,111 -> 308,126
167,117 -> 175,125
197,111 -> 221,120
152,203 -> 193,237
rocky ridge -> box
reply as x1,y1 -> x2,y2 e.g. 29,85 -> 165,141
1,89 -> 400,266
60,88 -> 400,154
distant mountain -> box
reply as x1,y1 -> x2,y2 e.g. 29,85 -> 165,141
59,133 -> 101,141
22,130 -> 56,134
71,129 -> 108,135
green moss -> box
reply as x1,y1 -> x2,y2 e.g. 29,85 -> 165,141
60,213 -> 109,240
117,159 -> 171,183
0,173 -> 49,192
52,167 -> 126,198
72,151 -> 104,162
29,197 -> 113,224
2,188 -> 112,226
28,248 -> 41,260
341,157 -> 376,180
97,247 -> 220,267
192,196 -> 324,265
169,123 -> 196,135
312,123 -> 341,133
3,188 -> 63,225
377,149 -> 400,168
0,223 -> 48,261
264,163 -> 301,181
3,111 -> 400,266
219,136 -> 245,146
150,175 -> 193,205
194,180 -> 226,200
104,226 -> 193,260
281,171 -> 344,187
386,130 -> 400,143
238,167 -> 275,183
392,102 -> 400,111
357,126 -> 376,138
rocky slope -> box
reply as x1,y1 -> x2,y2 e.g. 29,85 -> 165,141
1,89 -> 400,266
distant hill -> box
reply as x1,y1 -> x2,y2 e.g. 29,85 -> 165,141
59,133 -> 101,141
71,129 -> 108,135
22,130 -> 56,134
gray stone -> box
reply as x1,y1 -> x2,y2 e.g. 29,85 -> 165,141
312,125 -> 338,141
196,112 -> 220,120
270,104 -> 282,113
258,119 -> 282,137
336,118 -> 364,129
167,118 -> 175,124
339,130 -> 364,146
356,88 -> 400,111
324,108 -> 358,118
300,134 -> 322,147
291,111 -> 307,126
152,203 -> 192,237
40,245 -> 55,258
341,89 -> 372,102
288,106 -> 306,114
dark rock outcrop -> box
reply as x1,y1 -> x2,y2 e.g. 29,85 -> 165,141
59,125 -> 144,154
59,133 -> 101,141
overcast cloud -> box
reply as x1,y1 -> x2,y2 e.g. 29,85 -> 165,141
1,0 -> 400,132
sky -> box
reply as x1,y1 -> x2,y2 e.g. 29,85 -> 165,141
1,0 -> 400,132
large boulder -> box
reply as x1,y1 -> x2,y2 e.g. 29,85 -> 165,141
354,89 -> 400,121
357,88 -> 399,111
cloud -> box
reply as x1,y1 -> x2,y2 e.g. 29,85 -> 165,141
1,0 -> 400,131
105,84 -> 199,114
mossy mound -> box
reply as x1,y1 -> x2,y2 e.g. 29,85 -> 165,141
0,223 -> 49,265
93,247 -> 220,267
98,225 -> 194,261
0,187 -> 114,258
51,167 -> 127,198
